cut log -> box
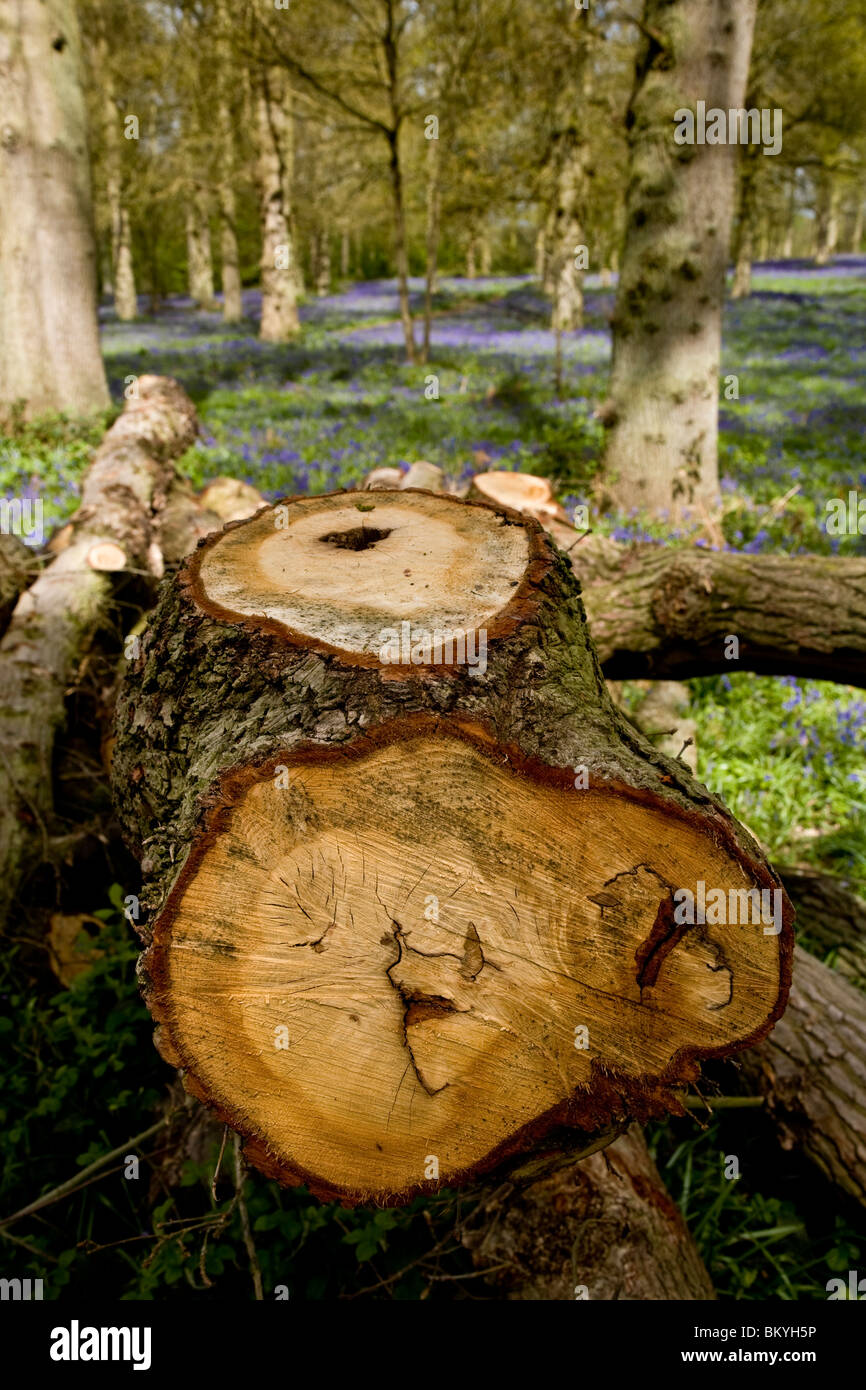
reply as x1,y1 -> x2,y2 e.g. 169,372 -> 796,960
555,530 -> 866,687
472,471 -> 573,525
0,376 -> 198,930
738,947 -> 866,1209
112,488 -> 792,1205
461,1127 -> 715,1300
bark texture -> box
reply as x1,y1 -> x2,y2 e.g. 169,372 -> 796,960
255,65 -> 299,341
0,0 -> 109,417
112,490 -> 791,1204
601,0 -> 757,513
462,1127 -> 715,1300
185,189 -> 215,309
778,867 -> 866,991
553,529 -> 866,687
739,947 -> 866,1209
0,376 -> 198,931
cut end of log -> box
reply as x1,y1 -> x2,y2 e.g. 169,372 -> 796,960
87,541 -> 128,571
144,717 -> 791,1205
185,490 -> 549,666
473,471 -> 572,524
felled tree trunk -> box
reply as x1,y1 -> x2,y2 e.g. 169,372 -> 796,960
113,488 -> 791,1206
778,867 -> 866,989
601,0 -> 757,513
0,0 -> 109,417
462,1126 -> 715,1300
558,531 -> 866,687
0,376 -> 198,931
738,947 -> 866,1210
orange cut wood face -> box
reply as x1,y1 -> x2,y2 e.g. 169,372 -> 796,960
145,728 -> 789,1203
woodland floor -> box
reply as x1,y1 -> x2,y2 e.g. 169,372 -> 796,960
2,260 -> 865,1298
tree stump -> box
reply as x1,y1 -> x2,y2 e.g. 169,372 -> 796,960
113,489 -> 792,1204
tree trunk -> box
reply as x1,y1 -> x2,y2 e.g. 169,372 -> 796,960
465,236 -> 477,279
218,186 -> 243,324
731,149 -> 759,300
215,0 -> 242,324
554,529 -> 866,687
0,0 -> 109,418
315,229 -> 331,297
255,67 -> 299,341
462,1127 -> 715,1299
386,129 -> 417,362
814,171 -> 840,266
534,224 -> 546,281
185,190 -> 215,309
850,196 -> 864,255
422,132 -> 441,363
0,376 -> 198,932
739,947 -> 866,1210
550,127 -> 588,333
340,225 -> 350,278
112,489 -> 791,1206
601,0 -> 757,515
479,232 -> 491,277
96,35 -> 138,324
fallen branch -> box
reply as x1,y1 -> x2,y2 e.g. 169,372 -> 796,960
556,529 -> 866,687
0,376 -> 198,930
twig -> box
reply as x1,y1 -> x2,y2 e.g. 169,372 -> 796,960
233,1134 -> 264,1301
0,1117 -> 170,1230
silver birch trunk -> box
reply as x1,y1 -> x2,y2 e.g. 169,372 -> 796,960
601,0 -> 757,515
0,0 -> 109,417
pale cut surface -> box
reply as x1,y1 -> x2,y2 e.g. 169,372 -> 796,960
151,732 -> 785,1201
194,491 -> 531,655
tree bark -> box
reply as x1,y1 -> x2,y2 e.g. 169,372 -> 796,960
255,66 -> 299,341
739,947 -> 866,1210
0,0 -> 109,418
601,0 -> 757,514
462,1127 -> 715,1299
387,128 -> 417,362
549,128 -> 588,332
731,147 -> 759,300
185,189 -> 215,309
0,376 -> 198,932
112,489 -> 791,1206
554,529 -> 866,687
214,4 -> 243,325
778,867 -> 866,990
814,169 -> 840,266
422,132 -> 441,363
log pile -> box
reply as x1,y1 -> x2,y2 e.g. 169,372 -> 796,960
6,377 -> 866,1298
